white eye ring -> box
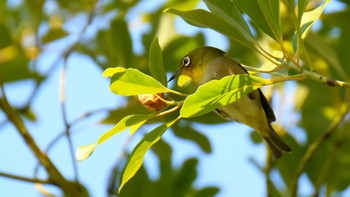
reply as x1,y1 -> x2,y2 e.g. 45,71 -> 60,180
182,56 -> 191,67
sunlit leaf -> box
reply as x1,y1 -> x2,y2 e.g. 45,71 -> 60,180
292,0 -> 330,50
76,114 -> 152,161
298,0 -> 309,23
97,114 -> 152,145
180,74 -> 269,118
103,67 -> 127,77
105,67 -> 176,96
129,120 -> 147,135
149,37 -> 167,86
76,144 -> 96,162
165,8 -> 255,50
119,118 -> 179,193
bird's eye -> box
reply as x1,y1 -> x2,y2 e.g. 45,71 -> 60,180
182,56 -> 191,67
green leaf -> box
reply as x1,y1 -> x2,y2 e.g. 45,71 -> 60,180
203,0 -> 253,37
298,0 -> 309,23
98,114 -> 152,144
180,74 -> 269,118
292,0 -> 330,50
42,27 -> 69,44
0,53 -> 41,83
110,17 -> 133,67
105,67 -> 175,96
165,8 -> 255,50
235,0 -> 281,41
149,37 -> 167,86
257,0 -> 281,36
173,158 -> 198,196
172,124 -> 212,153
76,114 -> 152,161
194,187 -> 220,197
119,118 -> 178,193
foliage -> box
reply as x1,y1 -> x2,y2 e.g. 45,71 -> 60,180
1,0 -> 350,197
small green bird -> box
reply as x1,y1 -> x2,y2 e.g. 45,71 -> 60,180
171,46 -> 291,158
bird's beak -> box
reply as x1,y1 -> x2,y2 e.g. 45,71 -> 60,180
168,68 -> 182,83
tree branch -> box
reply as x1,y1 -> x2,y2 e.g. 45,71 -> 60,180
0,84 -> 88,196
278,58 -> 350,88
0,171 -> 49,184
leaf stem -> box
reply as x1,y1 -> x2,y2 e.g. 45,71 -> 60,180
154,104 -> 182,117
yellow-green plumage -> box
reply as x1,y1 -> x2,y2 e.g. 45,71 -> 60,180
177,46 -> 291,158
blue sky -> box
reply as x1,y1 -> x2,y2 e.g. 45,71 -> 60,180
0,0 -> 349,196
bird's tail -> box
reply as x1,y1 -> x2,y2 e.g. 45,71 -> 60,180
263,125 -> 292,159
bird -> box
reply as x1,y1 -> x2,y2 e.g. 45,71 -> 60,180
170,46 -> 291,158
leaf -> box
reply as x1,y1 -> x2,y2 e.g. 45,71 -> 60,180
292,0 -> 330,50
119,118 -> 178,193
173,158 -> 198,196
235,0 -> 281,41
103,67 -> 127,77
129,120 -> 147,135
76,114 -> 152,161
258,0 -> 281,34
172,124 -> 212,153
180,74 -> 269,118
42,27 -> 69,44
203,0 -> 253,37
97,114 -> 152,145
149,37 -> 167,86
76,144 -> 96,162
105,67 -> 176,96
110,17 -> 133,67
298,0 -> 309,23
164,8 -> 255,50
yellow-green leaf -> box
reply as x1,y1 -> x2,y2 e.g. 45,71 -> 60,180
180,74 -> 269,118
119,118 -> 178,193
292,0 -> 330,51
76,114 -> 152,161
106,67 -> 173,96
103,67 -> 127,77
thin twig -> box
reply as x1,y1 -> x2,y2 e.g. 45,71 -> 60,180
0,84 -> 64,182
0,171 -> 50,184
59,53 -> 79,182
278,59 -> 350,88
57,2 -> 98,183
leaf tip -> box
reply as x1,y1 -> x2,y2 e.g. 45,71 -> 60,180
103,67 -> 126,77
76,144 -> 96,162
